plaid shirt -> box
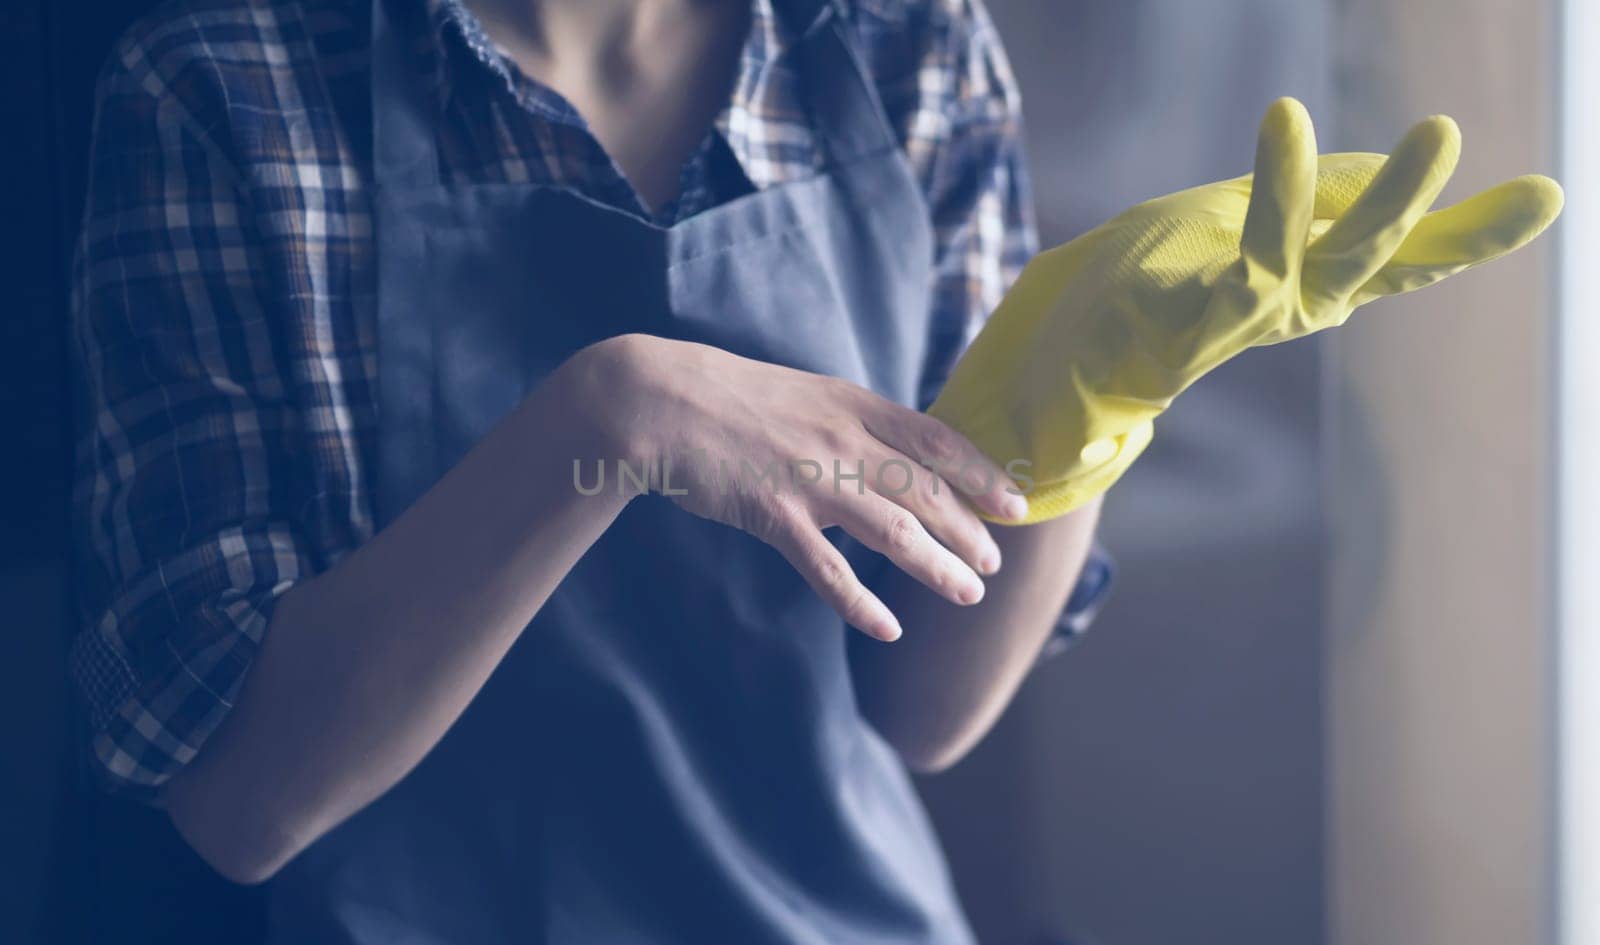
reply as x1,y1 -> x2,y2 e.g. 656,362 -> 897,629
70,0 -> 1109,795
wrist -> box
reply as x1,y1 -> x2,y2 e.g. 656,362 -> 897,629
556,333 -> 662,470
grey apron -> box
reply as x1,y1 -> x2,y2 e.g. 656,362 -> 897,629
266,1 -> 976,942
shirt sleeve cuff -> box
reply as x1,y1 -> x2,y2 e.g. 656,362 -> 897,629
70,526 -> 307,798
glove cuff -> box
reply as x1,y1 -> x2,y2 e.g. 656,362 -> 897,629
987,420 -> 1155,525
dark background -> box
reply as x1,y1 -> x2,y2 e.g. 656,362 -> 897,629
0,1 -> 266,941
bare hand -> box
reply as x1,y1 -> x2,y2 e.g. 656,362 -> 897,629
571,334 -> 1030,642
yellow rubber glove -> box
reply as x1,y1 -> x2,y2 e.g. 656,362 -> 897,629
930,98 -> 1563,524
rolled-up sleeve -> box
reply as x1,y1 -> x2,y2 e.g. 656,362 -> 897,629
1040,541 -> 1115,657
69,33 -> 312,797
910,0 -> 1115,648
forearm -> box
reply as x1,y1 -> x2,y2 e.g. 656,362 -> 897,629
163,343 -> 631,883
856,497 -> 1102,772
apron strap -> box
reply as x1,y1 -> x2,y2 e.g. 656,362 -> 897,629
371,0 -> 442,190
794,0 -> 902,168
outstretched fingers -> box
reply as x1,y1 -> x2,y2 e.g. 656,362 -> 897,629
1303,115 -> 1461,300
1312,153 -> 1385,218
1353,174 -> 1565,302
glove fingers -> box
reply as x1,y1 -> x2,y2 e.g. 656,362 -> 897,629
1304,116 -> 1462,300
1231,153 -> 1386,220
1353,174 -> 1565,302
1313,153 -> 1386,218
1238,98 -> 1318,278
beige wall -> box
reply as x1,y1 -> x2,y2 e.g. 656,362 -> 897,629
921,3 -> 1331,944
931,2 -> 1567,944
1326,1 -> 1559,943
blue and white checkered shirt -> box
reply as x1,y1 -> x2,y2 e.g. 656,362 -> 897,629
70,0 -> 1110,795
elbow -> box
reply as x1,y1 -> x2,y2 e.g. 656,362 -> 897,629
853,657 -> 1002,775
171,808 -> 303,886
201,840 -> 295,887
201,849 -> 288,887
171,808 -> 302,886
862,701 -> 981,775
163,776 -> 307,886
895,735 -> 976,776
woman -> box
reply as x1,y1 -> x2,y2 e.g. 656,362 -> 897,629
70,0 -> 1109,941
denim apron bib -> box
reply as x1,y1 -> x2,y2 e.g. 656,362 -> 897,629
266,1 -> 974,941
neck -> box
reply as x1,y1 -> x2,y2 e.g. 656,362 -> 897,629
464,0 -> 707,61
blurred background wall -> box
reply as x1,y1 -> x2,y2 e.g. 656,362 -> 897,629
916,4 -> 1568,945
917,2 -> 1331,944
0,2 -> 99,941
1325,2 -> 1558,944
0,3 -> 268,942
